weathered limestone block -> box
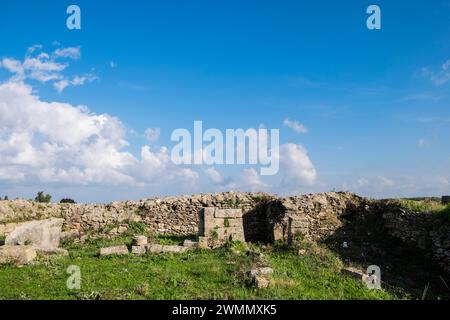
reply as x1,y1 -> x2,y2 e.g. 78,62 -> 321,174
249,267 -> 274,278
60,229 -> 80,242
254,275 -> 270,289
183,240 -> 198,248
38,248 -> 69,256
214,209 -> 242,219
0,222 -> 20,237
341,267 -> 368,282
131,245 -> 146,256
146,244 -> 190,254
99,245 -> 129,256
5,218 -> 64,250
0,245 -> 37,265
198,236 -> 209,249
132,235 -> 148,246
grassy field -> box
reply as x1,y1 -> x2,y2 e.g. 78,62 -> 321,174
0,234 -> 400,300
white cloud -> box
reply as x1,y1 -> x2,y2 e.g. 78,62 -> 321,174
421,59 -> 450,86
279,143 -> 316,187
0,81 -> 196,189
240,168 -> 268,192
110,61 -> 118,68
1,58 -> 25,76
0,81 -> 320,197
378,176 -> 395,187
357,178 -> 369,188
53,79 -> 70,93
53,47 -> 81,60
26,44 -> 43,55
283,118 -> 308,134
144,128 -> 161,143
54,74 -> 98,93
0,45 -> 96,93
205,167 -> 224,185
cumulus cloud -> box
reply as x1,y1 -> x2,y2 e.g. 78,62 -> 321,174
240,168 -> 268,192
279,143 -> 317,187
0,47 -> 321,198
283,118 -> 308,134
205,167 -> 223,184
0,82 -> 318,196
144,128 -> 161,143
0,45 -> 96,93
0,81 -> 197,188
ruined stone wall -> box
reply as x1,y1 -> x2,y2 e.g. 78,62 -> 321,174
265,194 -> 449,273
0,191 -> 448,272
378,202 -> 450,273
265,192 -> 364,243
0,192 -> 271,241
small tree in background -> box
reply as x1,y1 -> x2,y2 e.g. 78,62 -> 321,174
60,198 -> 76,204
3,196 -> 8,200
35,191 -> 52,203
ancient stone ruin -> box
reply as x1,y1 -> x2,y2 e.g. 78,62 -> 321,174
198,207 -> 245,248
0,217 -> 66,265
0,191 -> 448,273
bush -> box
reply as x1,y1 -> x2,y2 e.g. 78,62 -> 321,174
35,191 -> 52,203
60,198 -> 76,204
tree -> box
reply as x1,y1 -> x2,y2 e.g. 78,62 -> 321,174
3,196 -> 8,201
35,191 -> 52,203
60,198 -> 76,204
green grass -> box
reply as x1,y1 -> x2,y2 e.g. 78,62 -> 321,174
398,199 -> 446,213
434,204 -> 450,223
398,199 -> 450,224
0,235 -> 401,300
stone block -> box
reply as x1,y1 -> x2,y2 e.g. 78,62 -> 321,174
60,230 -> 80,242
254,275 -> 270,289
0,245 -> 37,265
99,245 -> 129,256
341,267 -> 368,282
131,245 -> 146,256
223,217 -> 243,228
183,240 -> 198,248
132,235 -> 148,246
198,207 -> 246,247
37,248 -> 69,256
5,218 -> 64,251
146,244 -> 189,254
214,209 -> 243,219
249,267 -> 274,278
198,236 -> 209,249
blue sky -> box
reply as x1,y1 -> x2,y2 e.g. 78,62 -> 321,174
0,0 -> 449,202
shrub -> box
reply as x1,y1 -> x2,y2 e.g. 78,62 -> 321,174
35,191 -> 52,203
60,198 -> 76,204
